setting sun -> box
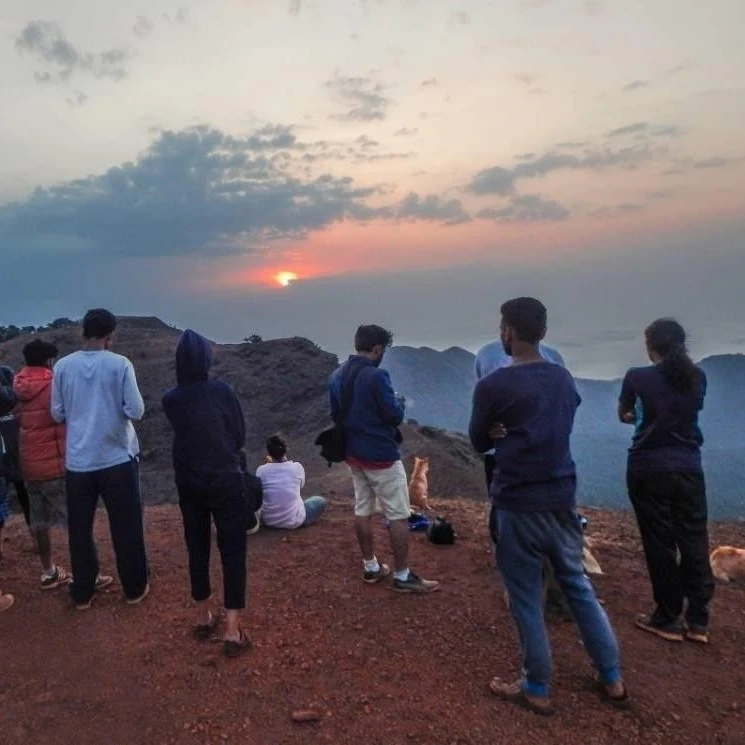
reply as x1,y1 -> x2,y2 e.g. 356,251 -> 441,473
275,271 -> 298,287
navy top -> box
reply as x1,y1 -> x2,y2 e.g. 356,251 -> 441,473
328,356 -> 405,463
162,330 -> 246,490
469,361 -> 580,512
619,364 -> 706,474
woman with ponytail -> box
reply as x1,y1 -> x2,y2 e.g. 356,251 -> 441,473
619,318 -> 715,644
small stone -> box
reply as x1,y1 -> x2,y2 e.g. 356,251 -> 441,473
291,709 -> 322,723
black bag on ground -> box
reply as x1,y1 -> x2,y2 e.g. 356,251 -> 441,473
427,516 -> 456,545
315,362 -> 365,466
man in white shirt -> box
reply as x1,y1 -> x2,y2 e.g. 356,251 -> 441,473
51,309 -> 149,610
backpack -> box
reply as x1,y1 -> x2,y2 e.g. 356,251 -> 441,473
427,516 -> 456,545
315,363 -> 365,467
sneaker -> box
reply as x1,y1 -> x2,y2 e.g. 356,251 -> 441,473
363,563 -> 391,584
392,571 -> 440,593
41,565 -> 72,591
634,613 -> 684,642
685,624 -> 709,644
126,583 -> 150,606
95,575 -> 114,591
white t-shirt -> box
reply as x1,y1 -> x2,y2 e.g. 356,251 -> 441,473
256,461 -> 306,529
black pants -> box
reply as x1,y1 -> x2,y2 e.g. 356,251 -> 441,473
66,459 -> 149,604
13,481 -> 31,527
178,477 -> 247,610
627,470 -> 715,628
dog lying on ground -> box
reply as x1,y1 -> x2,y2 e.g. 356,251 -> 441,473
710,545 -> 745,582
408,456 -> 430,510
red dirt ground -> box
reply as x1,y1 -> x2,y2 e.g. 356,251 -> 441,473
2,498 -> 744,745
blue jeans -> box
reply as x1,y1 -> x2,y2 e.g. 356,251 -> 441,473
496,509 -> 622,697
302,496 -> 327,527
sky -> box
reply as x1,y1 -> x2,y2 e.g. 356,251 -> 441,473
1,0 -> 744,378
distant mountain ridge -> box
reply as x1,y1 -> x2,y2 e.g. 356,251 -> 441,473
382,346 -> 745,519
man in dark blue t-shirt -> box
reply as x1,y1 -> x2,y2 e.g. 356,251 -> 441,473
469,297 -> 628,715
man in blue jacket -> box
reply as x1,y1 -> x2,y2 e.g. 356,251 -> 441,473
329,325 -> 439,593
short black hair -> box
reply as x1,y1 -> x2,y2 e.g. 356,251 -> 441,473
266,435 -> 287,460
22,339 -> 59,367
354,324 -> 394,352
500,297 -> 547,344
82,308 -> 117,340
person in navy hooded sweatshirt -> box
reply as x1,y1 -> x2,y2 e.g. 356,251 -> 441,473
162,329 -> 250,658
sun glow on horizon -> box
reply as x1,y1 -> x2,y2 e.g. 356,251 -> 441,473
274,271 -> 298,287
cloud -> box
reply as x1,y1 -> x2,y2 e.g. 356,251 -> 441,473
591,202 -> 644,217
15,20 -> 130,83
476,194 -> 569,223
607,122 -> 647,137
420,78 -> 438,87
556,140 -> 589,149
394,127 -> 418,137
66,90 -> 88,107
325,75 -> 391,121
646,189 -> 674,200
667,60 -> 691,76
467,144 -> 657,195
650,125 -> 683,137
514,153 -> 536,161
396,193 -> 471,225
0,125 -> 389,260
622,80 -> 649,92
693,157 -> 730,169
132,16 -> 154,38
514,73 -> 537,86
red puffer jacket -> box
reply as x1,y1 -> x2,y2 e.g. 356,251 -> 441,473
13,366 -> 66,481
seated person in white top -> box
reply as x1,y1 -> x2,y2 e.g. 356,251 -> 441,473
256,436 -> 327,529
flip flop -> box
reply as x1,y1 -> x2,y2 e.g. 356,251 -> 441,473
193,612 -> 220,640
223,629 -> 252,658
489,677 -> 554,716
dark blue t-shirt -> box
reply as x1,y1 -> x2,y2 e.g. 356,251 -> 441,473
619,364 -> 706,474
469,361 -> 580,512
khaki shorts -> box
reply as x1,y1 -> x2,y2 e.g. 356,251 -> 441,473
27,479 -> 68,531
349,461 -> 411,521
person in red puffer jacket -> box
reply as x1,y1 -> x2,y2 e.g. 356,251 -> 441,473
13,339 -> 74,590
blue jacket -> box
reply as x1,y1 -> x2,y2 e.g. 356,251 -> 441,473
329,356 -> 405,463
162,330 -> 246,490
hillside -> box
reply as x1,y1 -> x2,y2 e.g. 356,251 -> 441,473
382,346 -> 745,519
0,319 -> 486,506
2,499 -> 744,745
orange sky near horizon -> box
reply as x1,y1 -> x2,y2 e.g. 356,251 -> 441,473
204,196 -> 745,293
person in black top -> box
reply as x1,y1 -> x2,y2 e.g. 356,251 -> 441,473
162,329 -> 250,657
619,318 -> 715,644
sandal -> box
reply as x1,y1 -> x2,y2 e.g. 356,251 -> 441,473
223,629 -> 252,658
596,680 -> 631,710
488,677 -> 554,716
193,612 -> 220,641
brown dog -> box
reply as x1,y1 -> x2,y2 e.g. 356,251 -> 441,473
710,545 -> 745,582
408,456 -> 430,510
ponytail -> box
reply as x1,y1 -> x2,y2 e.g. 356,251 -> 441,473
266,435 -> 288,460
645,318 -> 700,394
